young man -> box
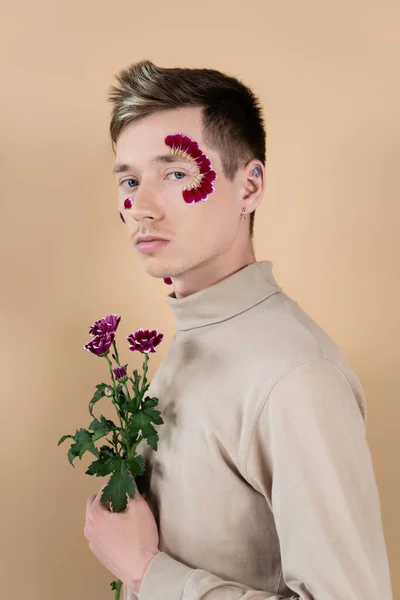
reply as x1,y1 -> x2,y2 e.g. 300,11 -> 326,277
84,61 -> 393,599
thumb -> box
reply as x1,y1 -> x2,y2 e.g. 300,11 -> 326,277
86,493 -> 97,515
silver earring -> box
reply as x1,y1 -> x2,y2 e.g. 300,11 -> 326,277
251,166 -> 261,178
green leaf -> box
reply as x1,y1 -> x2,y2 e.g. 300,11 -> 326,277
74,428 -> 92,443
112,429 -> 120,449
129,412 -> 159,450
89,383 -> 110,418
100,463 -> 136,512
66,428 -> 100,464
78,438 -> 100,460
98,444 -> 118,458
88,415 -> 118,442
114,386 -> 127,414
67,442 -> 81,466
125,398 -> 137,414
126,455 -> 145,478
131,370 -> 141,396
127,395 -> 163,451
57,434 -> 74,446
85,447 -> 121,477
142,396 -> 158,408
142,396 -> 164,425
146,429 -> 159,451
126,428 -> 140,447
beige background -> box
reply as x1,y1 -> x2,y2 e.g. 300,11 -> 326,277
1,1 -> 398,598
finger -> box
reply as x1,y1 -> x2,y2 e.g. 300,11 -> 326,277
86,493 -> 97,514
92,486 -> 113,512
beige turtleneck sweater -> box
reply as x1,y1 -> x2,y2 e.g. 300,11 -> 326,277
129,260 -> 392,600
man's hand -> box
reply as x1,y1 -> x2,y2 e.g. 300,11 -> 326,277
84,479 -> 160,596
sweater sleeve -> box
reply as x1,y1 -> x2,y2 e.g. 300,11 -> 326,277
137,358 -> 393,600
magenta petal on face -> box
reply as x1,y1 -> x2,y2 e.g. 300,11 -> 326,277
174,134 -> 183,148
119,211 -> 126,223
201,178 -> 214,194
165,134 -> 175,148
180,136 -> 192,151
198,186 -> 209,201
201,186 -> 210,200
201,162 -> 212,175
183,189 -> 196,204
203,170 -> 217,183
190,147 -> 202,159
196,156 -> 211,172
124,198 -> 133,209
186,141 -> 198,156
192,188 -> 204,202
163,277 -> 173,285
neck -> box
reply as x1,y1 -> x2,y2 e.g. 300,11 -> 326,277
173,238 -> 256,299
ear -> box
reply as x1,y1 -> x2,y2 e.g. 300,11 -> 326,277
239,160 -> 265,215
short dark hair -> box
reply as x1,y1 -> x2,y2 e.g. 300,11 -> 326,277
108,60 -> 267,237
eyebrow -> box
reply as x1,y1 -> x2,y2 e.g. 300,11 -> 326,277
112,153 -> 191,175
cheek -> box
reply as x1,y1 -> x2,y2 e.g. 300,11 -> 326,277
118,191 -> 135,224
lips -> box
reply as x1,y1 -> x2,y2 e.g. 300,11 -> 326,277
136,236 -> 168,245
136,239 -> 170,254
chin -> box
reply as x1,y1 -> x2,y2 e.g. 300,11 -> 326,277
143,256 -> 198,280
142,260 -> 173,280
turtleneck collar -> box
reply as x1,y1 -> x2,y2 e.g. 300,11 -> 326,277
165,260 -> 282,331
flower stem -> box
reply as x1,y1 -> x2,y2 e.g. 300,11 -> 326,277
138,354 -> 150,408
113,578 -> 122,599
112,340 -> 120,365
105,354 -> 128,455
128,434 -> 143,459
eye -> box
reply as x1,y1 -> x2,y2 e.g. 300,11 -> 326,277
121,178 -> 139,188
167,171 -> 186,181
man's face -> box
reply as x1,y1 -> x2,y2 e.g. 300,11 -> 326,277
113,106 -> 246,282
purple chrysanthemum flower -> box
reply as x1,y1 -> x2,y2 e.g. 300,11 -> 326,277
127,328 -> 164,354
84,332 -> 115,356
89,314 -> 122,336
112,364 -> 128,382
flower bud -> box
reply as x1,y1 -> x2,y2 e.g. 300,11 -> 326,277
112,364 -> 128,383
104,387 -> 114,397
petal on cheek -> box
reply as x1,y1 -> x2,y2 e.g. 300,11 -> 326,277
182,189 -> 197,204
200,179 -> 214,195
203,170 -> 217,183
119,211 -> 126,223
192,188 -> 204,202
124,198 -> 133,209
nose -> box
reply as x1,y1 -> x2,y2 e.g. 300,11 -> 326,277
125,180 -> 164,224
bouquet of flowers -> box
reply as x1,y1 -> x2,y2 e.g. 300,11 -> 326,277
58,314 -> 164,599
